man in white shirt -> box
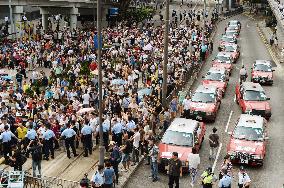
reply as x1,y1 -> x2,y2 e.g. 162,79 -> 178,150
238,166 -> 251,188
187,147 -> 200,186
130,127 -> 140,166
82,91 -> 90,108
182,95 -> 191,119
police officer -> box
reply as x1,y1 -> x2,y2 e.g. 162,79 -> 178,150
24,124 -> 37,157
61,123 -> 78,159
218,169 -> 232,188
81,121 -> 93,157
111,119 -> 123,147
201,167 -> 214,188
0,125 -> 18,159
102,117 -> 110,151
42,124 -> 55,160
125,117 -> 136,138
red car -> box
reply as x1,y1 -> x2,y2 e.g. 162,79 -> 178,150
227,114 -> 268,166
202,67 -> 229,97
235,82 -> 271,119
212,52 -> 234,75
222,44 -> 240,63
189,85 -> 221,122
158,118 -> 206,172
251,60 -> 274,85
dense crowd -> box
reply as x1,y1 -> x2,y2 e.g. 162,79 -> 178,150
0,5 -> 215,187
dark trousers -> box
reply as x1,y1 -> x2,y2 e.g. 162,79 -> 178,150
168,175 -> 179,188
43,139 -> 54,159
83,134 -> 92,156
65,138 -> 77,157
238,184 -> 249,188
203,184 -> 213,188
103,184 -> 113,188
103,132 -> 109,151
113,163 -> 119,183
183,109 -> 190,119
113,133 -> 122,146
3,142 -> 12,159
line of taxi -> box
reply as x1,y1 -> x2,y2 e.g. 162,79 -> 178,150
157,20 -> 243,172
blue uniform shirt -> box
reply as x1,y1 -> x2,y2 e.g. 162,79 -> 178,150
26,129 -> 37,140
43,129 -> 55,140
81,125 -> 93,135
218,175 -> 232,188
0,131 -> 16,142
96,120 -> 110,133
112,123 -> 123,134
61,128 -> 76,138
126,120 -> 136,132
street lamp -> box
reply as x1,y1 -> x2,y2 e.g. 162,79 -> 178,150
97,0 -> 105,167
162,0 -> 169,107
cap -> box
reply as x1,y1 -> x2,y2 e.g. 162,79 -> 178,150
240,166 -> 245,171
207,167 -> 212,173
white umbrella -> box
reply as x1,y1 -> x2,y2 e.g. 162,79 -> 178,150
143,43 -> 153,51
77,107 -> 95,115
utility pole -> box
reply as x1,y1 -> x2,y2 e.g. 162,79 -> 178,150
162,0 -> 169,107
202,0 -> 206,46
9,0 -> 14,40
97,0 -> 105,166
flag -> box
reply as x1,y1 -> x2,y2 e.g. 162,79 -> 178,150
93,34 -> 103,49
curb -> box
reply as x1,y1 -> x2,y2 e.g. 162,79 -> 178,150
120,156 -> 145,188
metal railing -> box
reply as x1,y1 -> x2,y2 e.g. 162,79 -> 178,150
24,175 -> 80,188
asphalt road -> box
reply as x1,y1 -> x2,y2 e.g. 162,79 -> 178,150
125,14 -> 284,188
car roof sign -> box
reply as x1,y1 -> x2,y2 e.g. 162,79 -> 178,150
242,82 -> 264,92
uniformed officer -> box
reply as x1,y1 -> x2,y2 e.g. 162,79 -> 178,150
81,122 -> 93,157
24,124 -> 37,157
61,123 -> 78,159
111,119 -> 123,146
125,118 -> 136,138
42,124 -> 55,160
0,125 -> 18,159
96,117 -> 110,151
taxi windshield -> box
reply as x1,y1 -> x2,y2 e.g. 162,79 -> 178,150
191,92 -> 215,103
205,72 -> 225,81
243,90 -> 267,101
216,55 -> 231,63
233,126 -> 264,141
162,130 -> 193,147
226,31 -> 237,36
254,64 -> 272,72
224,46 -> 236,52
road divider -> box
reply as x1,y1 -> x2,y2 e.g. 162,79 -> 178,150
212,143 -> 223,172
225,110 -> 233,133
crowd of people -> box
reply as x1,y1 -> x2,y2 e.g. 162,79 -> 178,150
0,2 -> 218,188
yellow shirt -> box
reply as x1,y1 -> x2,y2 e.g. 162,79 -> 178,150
23,84 -> 30,93
17,127 -> 28,140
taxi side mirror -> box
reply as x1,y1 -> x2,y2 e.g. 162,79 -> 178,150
266,97 -> 270,100
202,76 -> 205,78
272,70 -> 275,72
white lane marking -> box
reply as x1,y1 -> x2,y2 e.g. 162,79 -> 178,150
241,52 -> 244,56
212,143 -> 222,172
225,111 -> 233,133
246,24 -> 250,28
233,95 -> 236,102
241,59 -> 244,65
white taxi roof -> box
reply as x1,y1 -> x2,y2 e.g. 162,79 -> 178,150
167,118 -> 198,133
217,52 -> 231,57
208,67 -> 226,74
255,60 -> 272,66
237,114 -> 264,129
195,84 -> 217,94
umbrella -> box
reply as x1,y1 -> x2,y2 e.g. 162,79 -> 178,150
1,75 -> 12,81
0,70 -> 8,75
111,79 -> 127,85
138,88 -> 152,98
77,107 -> 95,115
143,43 -> 153,51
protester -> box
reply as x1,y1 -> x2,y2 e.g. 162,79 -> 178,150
91,165 -> 105,188
168,152 -> 182,188
148,138 -> 159,182
28,138 -> 43,177
187,147 -> 200,186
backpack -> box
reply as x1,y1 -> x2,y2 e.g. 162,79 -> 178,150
32,146 -> 42,161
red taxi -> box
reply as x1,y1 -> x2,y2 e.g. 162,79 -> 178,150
219,35 -> 237,49
228,20 -> 241,30
227,114 -> 268,166
189,85 -> 221,122
251,60 -> 274,85
222,44 -> 240,63
158,118 -> 206,172
212,52 -> 234,75
235,82 -> 271,119
202,67 -> 229,97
